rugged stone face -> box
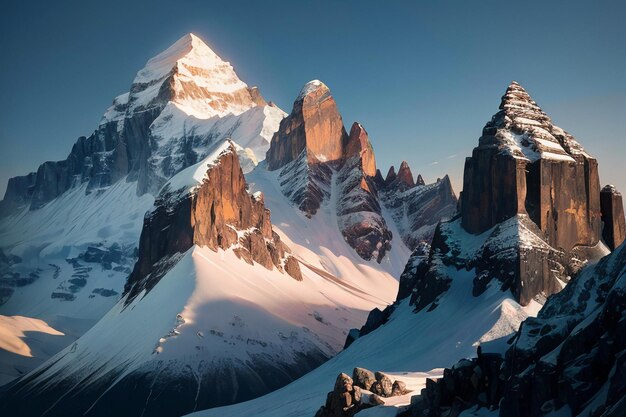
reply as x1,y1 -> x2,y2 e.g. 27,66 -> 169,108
379,174 -> 458,249
336,123 -> 392,262
344,123 -> 376,177
406,241 -> 626,417
265,80 -> 457,262
266,80 -> 347,216
315,368 -> 410,417
461,81 -> 602,253
601,185 -> 626,250
266,80 -> 348,171
124,143 -> 301,302
385,166 -> 397,184
395,161 -> 415,189
399,82 -> 609,309
409,349 -> 505,416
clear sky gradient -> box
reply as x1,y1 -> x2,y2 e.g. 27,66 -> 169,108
1,0 -> 624,198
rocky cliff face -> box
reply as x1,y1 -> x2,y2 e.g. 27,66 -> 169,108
601,185 -> 626,251
378,173 -> 457,249
461,81 -> 602,254
336,123 -> 392,262
266,80 -> 347,217
0,33 -> 279,215
124,141 -> 301,302
266,80 -> 348,171
398,82 -> 612,310
266,80 -> 457,262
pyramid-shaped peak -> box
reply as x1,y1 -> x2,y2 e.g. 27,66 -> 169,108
134,33 -> 239,86
499,80 -> 541,111
397,161 -> 415,188
297,80 -> 330,101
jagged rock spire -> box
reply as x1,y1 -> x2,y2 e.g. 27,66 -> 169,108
345,122 -> 376,177
396,161 -> 415,188
266,79 -> 348,171
385,166 -> 396,183
459,81 -> 604,305
600,185 -> 626,250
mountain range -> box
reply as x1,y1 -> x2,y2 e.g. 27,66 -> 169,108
0,33 -> 623,417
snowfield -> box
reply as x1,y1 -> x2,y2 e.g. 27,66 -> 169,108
187,266 -> 539,417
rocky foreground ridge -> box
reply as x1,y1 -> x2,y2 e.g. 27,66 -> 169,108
406,239 -> 626,417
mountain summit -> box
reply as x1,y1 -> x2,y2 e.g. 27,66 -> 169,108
0,33 -> 281,212
105,33 -> 263,122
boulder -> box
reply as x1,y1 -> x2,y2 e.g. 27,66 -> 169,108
352,368 -> 376,391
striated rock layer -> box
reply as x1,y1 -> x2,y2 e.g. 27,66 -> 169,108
404,82 -> 613,309
461,81 -> 602,253
125,141 -> 301,302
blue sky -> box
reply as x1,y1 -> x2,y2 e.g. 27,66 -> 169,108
1,0 -> 625,197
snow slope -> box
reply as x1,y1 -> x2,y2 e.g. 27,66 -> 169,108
187,266 -> 539,417
0,141 -> 414,415
0,315 -> 67,386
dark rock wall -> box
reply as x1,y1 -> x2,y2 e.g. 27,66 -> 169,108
601,185 -> 626,251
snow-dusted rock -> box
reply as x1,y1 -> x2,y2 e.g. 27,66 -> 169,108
336,123 -> 392,262
461,81 -> 601,253
407,82 -> 612,309
407,240 -> 626,417
378,174 -> 457,249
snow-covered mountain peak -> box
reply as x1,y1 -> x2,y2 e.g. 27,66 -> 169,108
297,79 -> 329,101
102,33 -> 262,123
482,81 -> 590,163
134,33 -> 230,85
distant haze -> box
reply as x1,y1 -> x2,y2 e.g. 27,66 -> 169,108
1,0 -> 624,200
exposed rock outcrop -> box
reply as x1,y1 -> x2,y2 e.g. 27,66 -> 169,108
266,80 -> 347,216
344,123 -> 376,177
378,174 -> 457,249
124,141 -> 301,302
601,185 -> 626,251
336,123 -> 392,262
461,81 -> 601,251
265,79 -> 458,263
315,368 -> 410,417
266,80 -> 348,171
395,161 -> 415,190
